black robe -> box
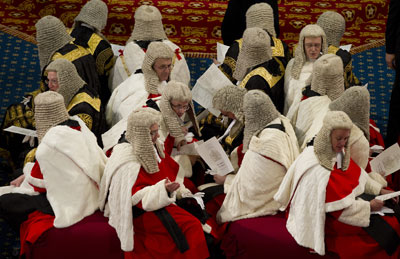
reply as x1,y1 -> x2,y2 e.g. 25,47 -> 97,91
385,0 -> 400,147
239,59 -> 285,113
220,33 -> 290,84
70,24 -> 114,103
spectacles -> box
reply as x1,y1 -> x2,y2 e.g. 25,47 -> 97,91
150,130 -> 159,136
171,104 -> 190,111
154,64 -> 172,71
304,43 -> 321,49
45,79 -> 58,85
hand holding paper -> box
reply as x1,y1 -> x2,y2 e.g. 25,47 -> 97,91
195,137 -> 234,176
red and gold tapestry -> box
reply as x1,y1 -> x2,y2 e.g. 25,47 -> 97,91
0,0 -> 389,56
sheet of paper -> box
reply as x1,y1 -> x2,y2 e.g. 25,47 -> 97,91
370,143 -> 400,176
217,42 -> 230,64
339,44 -> 352,52
192,63 -> 233,117
217,119 -> 236,142
371,206 -> 394,216
4,126 -> 37,137
375,191 -> 400,201
171,140 -> 204,156
195,137 -> 234,176
111,43 -> 125,57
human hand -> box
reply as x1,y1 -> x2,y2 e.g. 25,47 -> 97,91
370,199 -> 384,212
165,178 -> 180,193
214,174 -> 227,185
212,58 -> 221,65
380,188 -> 399,203
181,126 -> 188,135
22,135 -> 35,147
10,175 -> 25,187
176,139 -> 187,151
386,53 -> 396,70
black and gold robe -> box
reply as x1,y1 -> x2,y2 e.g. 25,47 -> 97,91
69,25 -> 114,103
239,59 -> 285,113
219,33 -> 290,85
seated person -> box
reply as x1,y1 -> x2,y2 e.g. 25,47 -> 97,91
99,108 -> 209,258
110,5 -> 190,91
201,85 -> 247,156
291,54 -> 345,150
317,11 -> 361,88
220,3 -> 290,84
275,111 -> 400,257
106,41 -> 173,126
70,0 -> 115,102
217,90 -> 299,223
284,24 -> 327,115
233,27 -> 285,113
159,81 -> 202,181
0,15 -> 100,169
0,91 -> 106,256
44,59 -> 107,146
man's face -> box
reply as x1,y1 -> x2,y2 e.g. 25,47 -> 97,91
150,123 -> 160,144
47,71 -> 59,92
153,58 -> 172,82
304,36 -> 322,60
171,100 -> 189,118
220,110 -> 236,120
330,128 -> 350,153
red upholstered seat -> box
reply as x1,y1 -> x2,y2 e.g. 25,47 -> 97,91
221,212 -> 338,258
23,211 -> 124,259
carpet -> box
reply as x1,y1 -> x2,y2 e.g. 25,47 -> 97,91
0,0 -> 390,56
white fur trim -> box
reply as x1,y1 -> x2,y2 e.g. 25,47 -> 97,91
131,179 -> 176,211
36,121 -> 106,228
106,73 -> 148,126
217,149 -> 285,223
295,95 -> 331,150
283,60 -> 313,115
248,116 -> 299,170
364,173 -> 383,195
368,172 -> 387,188
325,169 -> 367,213
26,174 -> 45,188
348,124 -> 369,170
110,40 -> 190,93
338,199 -> 370,227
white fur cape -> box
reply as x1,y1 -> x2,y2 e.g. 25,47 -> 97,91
294,95 -> 331,150
109,40 -> 190,92
106,73 -> 149,126
274,146 -> 382,255
283,59 -> 314,115
102,97 -> 162,153
36,116 -> 106,228
217,116 -> 299,223
0,117 -> 106,228
99,143 -> 176,251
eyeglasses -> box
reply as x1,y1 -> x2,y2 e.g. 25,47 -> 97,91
150,130 -> 159,136
171,104 -> 190,111
154,64 -> 172,71
304,43 -> 321,49
45,79 -> 58,85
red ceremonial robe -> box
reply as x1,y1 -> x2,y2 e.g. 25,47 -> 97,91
325,161 -> 400,258
125,152 -> 209,259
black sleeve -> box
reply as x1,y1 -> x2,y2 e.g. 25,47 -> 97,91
245,76 -> 272,96
386,0 -> 400,54
221,0 -> 245,46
